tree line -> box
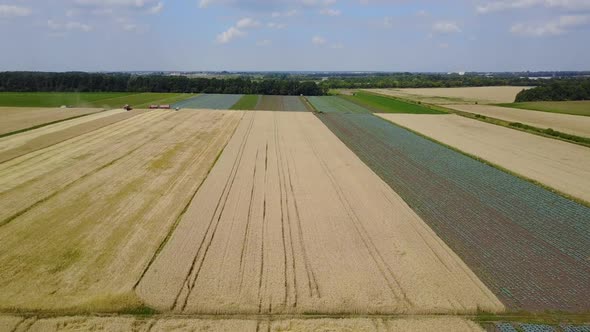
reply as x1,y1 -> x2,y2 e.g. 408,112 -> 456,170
0,72 -> 327,96
515,78 -> 590,102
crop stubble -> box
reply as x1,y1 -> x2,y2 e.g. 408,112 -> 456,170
137,111 -> 502,315
447,104 -> 590,138
0,316 -> 485,332
0,109 -> 141,163
366,87 -> 530,104
0,110 -> 242,311
0,107 -> 103,136
377,114 -> 590,203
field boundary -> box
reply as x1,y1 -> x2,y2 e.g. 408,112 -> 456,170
0,109 -> 108,139
377,115 -> 590,208
365,90 -> 590,148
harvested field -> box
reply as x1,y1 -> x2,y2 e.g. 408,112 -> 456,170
315,111 -> 590,312
0,107 -> 104,136
173,94 -> 243,109
307,96 -> 371,113
497,100 -> 590,117
0,316 -> 485,332
255,95 -> 310,112
448,104 -> 590,138
0,316 -> 23,332
137,111 -> 502,315
0,109 -> 141,163
0,110 -> 242,311
367,87 -> 531,104
377,114 -> 590,203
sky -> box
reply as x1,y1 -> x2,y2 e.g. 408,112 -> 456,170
1,0 -> 589,72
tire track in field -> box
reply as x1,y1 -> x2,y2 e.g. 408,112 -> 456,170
300,115 -> 410,306
272,114 -> 297,309
133,112 -> 243,291
0,112 -> 179,228
172,113 -> 256,312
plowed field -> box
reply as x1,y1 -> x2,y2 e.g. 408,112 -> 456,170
255,95 -> 310,112
173,94 -> 243,109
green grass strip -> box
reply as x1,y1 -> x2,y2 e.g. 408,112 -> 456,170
342,91 -> 446,114
230,95 -> 260,110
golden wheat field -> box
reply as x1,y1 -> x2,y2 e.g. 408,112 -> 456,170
0,110 -> 242,311
0,107 -> 104,135
447,104 -> 590,138
136,111 -> 502,315
0,315 -> 485,332
366,86 -> 530,104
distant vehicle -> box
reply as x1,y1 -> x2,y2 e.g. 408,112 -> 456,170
160,104 -> 171,109
149,105 -> 159,109
123,104 -> 133,111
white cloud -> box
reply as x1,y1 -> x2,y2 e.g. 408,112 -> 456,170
477,0 -> 590,14
319,8 -> 341,16
217,26 -> 244,43
0,5 -> 31,18
216,17 -> 259,44
312,35 -> 327,45
511,14 -> 590,36
48,20 -> 92,32
432,21 -> 461,34
148,2 -> 164,14
330,42 -> 344,49
271,9 -> 298,17
236,17 -> 260,28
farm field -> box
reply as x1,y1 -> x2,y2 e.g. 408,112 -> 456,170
342,91 -> 445,114
173,94 -> 243,109
136,111 -> 503,315
307,96 -> 371,113
447,104 -> 590,138
377,114 -> 590,203
0,110 -> 242,311
0,92 -> 191,108
0,315 -> 487,332
497,100 -> 590,117
255,95 -> 311,112
0,107 -> 104,136
367,86 -> 531,104
310,101 -> 590,312
231,95 -> 260,110
0,109 -> 143,163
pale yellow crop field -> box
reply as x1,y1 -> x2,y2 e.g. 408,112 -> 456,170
0,110 -> 242,311
377,114 -> 590,203
137,111 -> 503,315
367,86 -> 531,104
0,109 -> 141,163
0,107 -> 104,135
0,316 -> 485,332
447,104 -> 590,138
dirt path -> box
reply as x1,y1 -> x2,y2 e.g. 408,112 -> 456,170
137,111 -> 502,315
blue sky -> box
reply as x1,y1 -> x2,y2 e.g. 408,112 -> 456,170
1,0 -> 589,71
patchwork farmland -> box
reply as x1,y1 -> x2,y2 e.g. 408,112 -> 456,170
0,92 -> 589,331
173,94 -> 244,109
255,95 -> 311,112
309,97 -> 590,311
